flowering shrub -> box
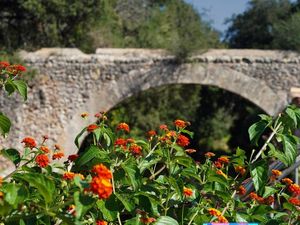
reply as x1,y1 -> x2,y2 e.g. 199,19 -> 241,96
2,63 -> 300,225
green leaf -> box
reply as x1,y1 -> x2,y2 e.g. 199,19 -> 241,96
13,80 -> 27,101
4,79 -> 16,95
174,156 -> 194,168
167,177 -> 182,198
93,128 -> 102,142
1,148 -> 20,166
19,219 -> 26,225
74,191 -> 95,219
76,145 -> 107,167
115,193 -> 135,212
3,184 -> 28,208
181,129 -> 194,138
97,200 -> 118,221
286,107 -> 297,128
248,120 -> 268,145
263,186 -> 278,198
125,216 -> 143,225
154,216 -> 179,225
103,132 -> 111,147
74,127 -> 87,148
281,134 -> 297,166
268,143 -> 289,166
0,113 -> 11,136
250,160 -> 268,193
264,219 -> 281,225
14,173 -> 55,204
121,159 -> 141,190
138,155 -> 160,173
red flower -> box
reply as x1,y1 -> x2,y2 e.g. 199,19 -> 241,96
92,164 -> 112,179
288,184 -> 300,196
87,124 -> 98,132
174,119 -> 187,128
35,154 -> 49,168
237,185 -> 246,196
126,138 -> 135,143
15,64 -> 26,72
68,154 -> 79,162
96,220 -> 108,225
90,176 -> 112,199
217,215 -> 228,223
249,192 -> 259,200
114,138 -> 127,147
214,161 -> 222,169
63,172 -> 75,180
130,144 -> 142,155
0,61 -> 10,68
263,196 -> 274,205
52,152 -> 64,160
67,204 -> 76,216
21,137 -> 37,149
159,124 -> 168,131
40,146 -> 50,153
183,187 -> 193,197
176,134 -> 190,147
289,197 -> 300,206
116,122 -> 130,132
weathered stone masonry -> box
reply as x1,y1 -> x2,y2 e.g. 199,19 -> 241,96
0,48 -> 299,172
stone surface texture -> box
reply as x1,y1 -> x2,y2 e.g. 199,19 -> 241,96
0,48 -> 299,174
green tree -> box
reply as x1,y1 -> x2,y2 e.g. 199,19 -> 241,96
225,0 -> 292,49
0,0 -> 102,52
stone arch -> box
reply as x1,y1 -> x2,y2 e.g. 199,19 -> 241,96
61,62 -> 287,154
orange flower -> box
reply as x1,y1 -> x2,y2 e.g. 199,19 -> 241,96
174,119 -> 187,128
147,130 -> 156,137
185,149 -> 196,154
176,134 -> 190,147
96,220 -> 107,225
237,185 -> 246,195
40,146 -> 50,153
52,152 -> 64,160
114,138 -> 127,146
90,177 -> 112,199
282,178 -> 293,185
76,173 -> 85,180
159,124 -> 168,131
183,187 -> 193,197
35,154 -> 49,168
116,122 -> 130,132
80,112 -> 89,118
235,166 -> 246,176
288,184 -> 300,196
0,192 -> 4,199
205,152 -> 215,158
208,208 -> 221,217
140,217 -> 156,224
21,137 -> 37,149
126,138 -> 135,143
271,169 -> 282,178
130,144 -> 142,155
289,197 -> 300,206
63,172 -> 75,180
87,124 -> 98,133
217,156 -> 229,164
214,161 -> 222,169
216,170 -> 227,179
218,215 -> 228,223
263,196 -> 274,205
92,164 -> 112,179
249,192 -> 259,200
0,177 -> 3,186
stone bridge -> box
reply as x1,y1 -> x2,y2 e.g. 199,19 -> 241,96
1,48 -> 300,172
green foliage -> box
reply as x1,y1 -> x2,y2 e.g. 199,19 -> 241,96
1,107 -> 300,224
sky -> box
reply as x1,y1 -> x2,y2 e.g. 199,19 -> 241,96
184,0 -> 249,33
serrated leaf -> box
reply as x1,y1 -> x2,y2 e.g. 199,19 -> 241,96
263,186 -> 278,198
248,120 -> 268,145
13,80 -> 27,101
76,145 -> 107,167
250,160 -> 268,193
286,107 -> 297,128
115,193 -> 135,212
1,148 -> 20,166
74,127 -> 87,148
121,159 -> 141,190
138,155 -> 160,173
0,113 -> 11,136
74,191 -> 95,219
4,79 -> 16,95
97,199 -> 118,221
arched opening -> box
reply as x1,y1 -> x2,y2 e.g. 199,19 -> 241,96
79,84 -> 265,157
